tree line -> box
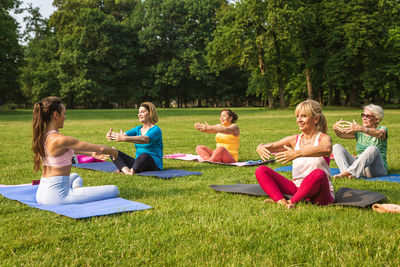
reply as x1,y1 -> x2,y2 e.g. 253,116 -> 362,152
2,0 -> 400,108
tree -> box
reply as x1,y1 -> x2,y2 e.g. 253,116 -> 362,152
49,0 -> 140,108
0,0 -> 24,105
207,0 -> 294,108
131,0 -> 233,107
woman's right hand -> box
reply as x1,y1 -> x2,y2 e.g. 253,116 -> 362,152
257,143 -> 272,161
110,147 -> 118,160
194,122 -> 201,130
106,128 -> 113,141
107,129 -> 126,142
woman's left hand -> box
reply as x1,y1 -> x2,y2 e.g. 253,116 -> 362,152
275,145 -> 299,164
194,122 -> 210,132
336,120 -> 363,133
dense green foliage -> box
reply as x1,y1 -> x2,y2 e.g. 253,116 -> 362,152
3,0 -> 400,107
1,108 -> 400,265
0,0 -> 23,105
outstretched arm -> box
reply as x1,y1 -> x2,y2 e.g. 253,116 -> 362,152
194,122 -> 239,136
256,135 -> 296,161
275,134 -> 332,164
333,119 -> 355,139
106,128 -> 149,144
49,133 -> 118,158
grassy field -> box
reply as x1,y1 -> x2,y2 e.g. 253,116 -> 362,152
1,107 -> 400,266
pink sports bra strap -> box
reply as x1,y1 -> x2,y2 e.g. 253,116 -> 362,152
44,130 -> 58,157
43,130 -> 74,167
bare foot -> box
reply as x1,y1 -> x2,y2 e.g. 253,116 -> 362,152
263,198 -> 288,206
121,167 -> 135,175
263,198 -> 275,203
286,200 -> 296,209
277,198 -> 289,206
333,171 -> 354,179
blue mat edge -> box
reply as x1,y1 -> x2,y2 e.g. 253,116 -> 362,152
0,185 -> 152,219
274,166 -> 400,182
72,162 -> 202,178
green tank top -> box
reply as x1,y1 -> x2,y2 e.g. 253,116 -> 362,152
355,125 -> 388,171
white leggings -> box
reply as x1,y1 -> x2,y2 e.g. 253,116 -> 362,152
332,144 -> 387,178
36,173 -> 119,205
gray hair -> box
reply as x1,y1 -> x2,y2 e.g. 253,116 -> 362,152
364,104 -> 384,121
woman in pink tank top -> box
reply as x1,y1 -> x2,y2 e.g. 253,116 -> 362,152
32,96 -> 120,205
255,99 -> 334,209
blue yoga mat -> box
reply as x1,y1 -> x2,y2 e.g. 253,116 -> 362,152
72,162 -> 201,179
0,185 -> 152,219
275,166 -> 340,175
366,174 -> 400,183
275,166 -> 400,182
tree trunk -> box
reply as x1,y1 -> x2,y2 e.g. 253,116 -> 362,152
272,32 -> 286,107
328,86 -> 333,106
306,68 -> 313,99
258,48 -> 274,108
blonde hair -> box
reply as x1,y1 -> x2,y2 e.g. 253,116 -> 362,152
140,102 -> 158,124
364,104 -> 384,122
295,99 -> 327,134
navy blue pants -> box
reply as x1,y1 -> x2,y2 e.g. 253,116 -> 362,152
112,150 -> 160,173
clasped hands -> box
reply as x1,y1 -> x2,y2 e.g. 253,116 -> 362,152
257,143 -> 298,164
333,119 -> 362,133
194,122 -> 210,132
106,128 -> 126,142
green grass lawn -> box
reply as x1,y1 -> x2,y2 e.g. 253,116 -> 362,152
1,107 -> 400,266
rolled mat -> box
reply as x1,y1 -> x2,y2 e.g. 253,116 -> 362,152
209,183 -> 386,207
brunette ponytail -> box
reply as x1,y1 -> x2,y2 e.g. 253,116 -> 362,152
32,96 -> 63,172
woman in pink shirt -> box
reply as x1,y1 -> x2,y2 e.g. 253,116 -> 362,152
255,99 -> 334,209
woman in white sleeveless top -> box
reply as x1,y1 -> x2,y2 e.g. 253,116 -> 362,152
255,99 -> 334,209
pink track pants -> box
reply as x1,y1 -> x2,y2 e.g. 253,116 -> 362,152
255,166 -> 334,205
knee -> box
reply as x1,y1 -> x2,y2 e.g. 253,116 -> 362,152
332,144 -> 344,153
70,173 -> 80,180
255,165 -> 271,178
196,145 -> 205,152
310,169 -> 327,180
365,145 -> 379,154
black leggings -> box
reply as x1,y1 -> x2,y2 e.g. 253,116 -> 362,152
112,150 -> 160,173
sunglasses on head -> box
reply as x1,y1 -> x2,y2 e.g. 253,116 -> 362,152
361,113 -> 375,119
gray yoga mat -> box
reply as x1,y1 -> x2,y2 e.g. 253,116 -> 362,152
209,184 -> 386,207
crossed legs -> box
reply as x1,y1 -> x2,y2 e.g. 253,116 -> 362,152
332,144 -> 387,178
196,145 -> 236,163
255,166 -> 334,208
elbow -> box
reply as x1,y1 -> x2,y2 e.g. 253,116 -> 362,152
376,131 -> 385,140
324,146 -> 332,155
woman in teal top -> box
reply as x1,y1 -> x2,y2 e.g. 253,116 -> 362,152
332,104 -> 387,178
106,102 -> 163,175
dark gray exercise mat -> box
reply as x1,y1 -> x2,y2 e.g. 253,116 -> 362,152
332,187 -> 386,207
209,184 -> 386,207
